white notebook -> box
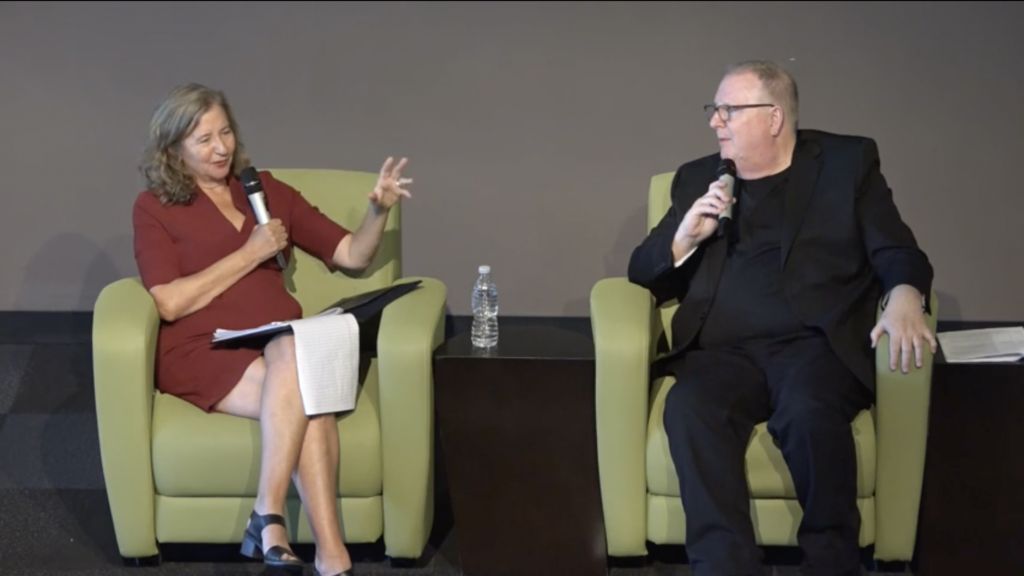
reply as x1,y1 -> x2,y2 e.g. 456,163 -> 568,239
289,313 -> 361,415
936,326 -> 1024,363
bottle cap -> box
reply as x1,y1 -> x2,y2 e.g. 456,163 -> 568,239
478,265 -> 490,274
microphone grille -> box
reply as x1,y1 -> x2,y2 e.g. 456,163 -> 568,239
239,166 -> 263,193
717,158 -> 737,177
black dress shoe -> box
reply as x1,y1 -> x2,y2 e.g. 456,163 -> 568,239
239,510 -> 304,574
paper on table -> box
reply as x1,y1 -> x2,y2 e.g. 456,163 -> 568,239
936,326 -> 1024,363
289,312 -> 361,415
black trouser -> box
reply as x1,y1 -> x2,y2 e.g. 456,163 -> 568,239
662,333 -> 874,576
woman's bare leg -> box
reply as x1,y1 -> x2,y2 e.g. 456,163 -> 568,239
293,413 -> 351,574
214,335 -> 351,573
214,334 -> 306,562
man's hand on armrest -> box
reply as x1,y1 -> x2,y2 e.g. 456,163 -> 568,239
870,284 -> 938,374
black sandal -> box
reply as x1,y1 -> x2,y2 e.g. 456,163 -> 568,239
239,510 -> 304,573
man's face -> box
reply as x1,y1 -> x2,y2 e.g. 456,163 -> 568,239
708,72 -> 776,167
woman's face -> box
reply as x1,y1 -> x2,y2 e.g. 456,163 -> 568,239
177,104 -> 236,186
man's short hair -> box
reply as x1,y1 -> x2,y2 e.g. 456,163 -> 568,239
726,60 -> 800,131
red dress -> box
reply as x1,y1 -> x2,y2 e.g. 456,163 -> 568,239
132,170 -> 351,412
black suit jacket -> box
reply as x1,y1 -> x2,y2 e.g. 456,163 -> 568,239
627,129 -> 933,391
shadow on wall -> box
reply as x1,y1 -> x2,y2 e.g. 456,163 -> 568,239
12,232 -> 135,312
561,204 -> 647,317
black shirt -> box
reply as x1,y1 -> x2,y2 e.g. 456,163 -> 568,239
696,167 -> 815,350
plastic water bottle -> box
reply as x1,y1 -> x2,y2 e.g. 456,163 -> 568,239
471,265 -> 499,348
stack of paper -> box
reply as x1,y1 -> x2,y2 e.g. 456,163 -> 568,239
212,308 -> 343,343
936,326 -> 1024,363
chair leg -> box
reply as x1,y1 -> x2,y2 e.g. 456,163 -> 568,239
122,553 -> 161,567
608,555 -> 650,569
872,560 -> 908,573
389,556 -> 419,568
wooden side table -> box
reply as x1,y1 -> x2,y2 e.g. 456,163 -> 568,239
915,342 -> 1024,575
433,323 -> 607,576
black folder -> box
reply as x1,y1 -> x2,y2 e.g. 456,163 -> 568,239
321,279 -> 423,324
211,280 -> 424,345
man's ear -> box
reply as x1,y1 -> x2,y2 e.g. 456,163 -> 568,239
771,107 -> 785,137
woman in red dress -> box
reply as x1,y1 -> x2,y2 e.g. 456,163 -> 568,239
132,83 -> 412,576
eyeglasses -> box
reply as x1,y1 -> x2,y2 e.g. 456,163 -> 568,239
704,103 -> 775,122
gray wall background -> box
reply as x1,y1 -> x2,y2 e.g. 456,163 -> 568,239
1,1 -> 1021,319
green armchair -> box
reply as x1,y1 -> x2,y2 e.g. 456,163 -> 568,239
589,171 -> 937,564
92,168 -> 447,565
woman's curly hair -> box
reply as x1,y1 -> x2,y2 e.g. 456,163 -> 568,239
139,83 -> 251,206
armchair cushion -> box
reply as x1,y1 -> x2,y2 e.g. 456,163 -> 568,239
151,369 -> 382,498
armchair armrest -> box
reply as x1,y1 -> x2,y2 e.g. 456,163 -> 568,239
91,277 -> 160,559
873,291 -> 939,561
375,276 -> 447,560
590,277 -> 655,557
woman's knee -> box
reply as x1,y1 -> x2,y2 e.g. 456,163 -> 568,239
264,334 -> 298,370
310,413 -> 337,434
261,335 -> 305,408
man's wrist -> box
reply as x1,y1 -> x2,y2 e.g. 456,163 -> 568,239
881,286 -> 927,313
671,236 -> 696,262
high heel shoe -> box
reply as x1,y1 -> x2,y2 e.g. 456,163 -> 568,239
239,510 -> 304,573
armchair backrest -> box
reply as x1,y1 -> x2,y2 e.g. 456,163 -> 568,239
648,172 -> 681,344
648,172 -> 676,233
268,168 -> 401,317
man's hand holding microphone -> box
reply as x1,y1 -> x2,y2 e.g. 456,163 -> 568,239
672,158 -> 737,262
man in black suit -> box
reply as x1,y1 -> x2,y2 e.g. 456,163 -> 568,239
627,60 -> 937,576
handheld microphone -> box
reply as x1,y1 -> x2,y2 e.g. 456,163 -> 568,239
715,158 -> 737,238
240,166 -> 287,269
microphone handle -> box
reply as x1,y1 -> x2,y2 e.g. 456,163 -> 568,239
247,193 -> 288,269
715,173 -> 735,238
716,214 -> 732,238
